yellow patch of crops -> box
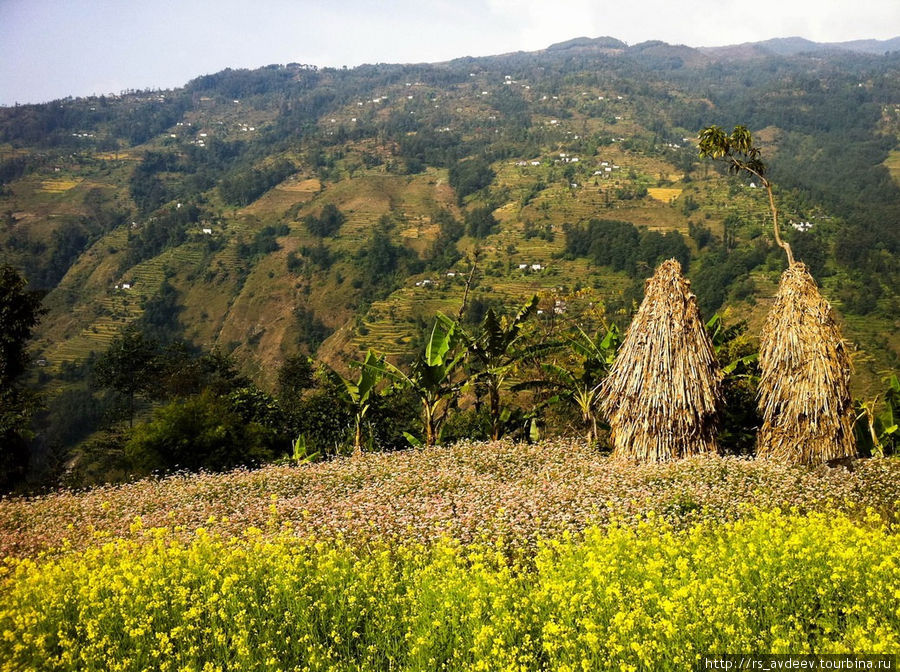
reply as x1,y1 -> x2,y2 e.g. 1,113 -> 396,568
399,223 -> 439,240
884,149 -> 900,187
647,187 -> 683,203
279,177 -> 321,192
40,179 -> 81,193
94,151 -> 138,160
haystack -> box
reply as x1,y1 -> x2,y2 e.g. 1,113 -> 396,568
601,259 -> 722,461
757,262 -> 855,464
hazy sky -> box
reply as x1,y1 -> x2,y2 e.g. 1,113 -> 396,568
1,0 -> 898,106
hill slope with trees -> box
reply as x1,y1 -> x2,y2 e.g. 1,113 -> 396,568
0,37 -> 898,489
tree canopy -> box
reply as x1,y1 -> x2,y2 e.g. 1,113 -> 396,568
0,265 -> 45,491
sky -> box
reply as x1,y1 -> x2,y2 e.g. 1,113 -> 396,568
1,0 -> 898,106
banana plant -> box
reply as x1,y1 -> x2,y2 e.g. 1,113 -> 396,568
854,374 -> 899,456
516,324 -> 620,445
706,314 -> 759,374
289,434 -> 320,464
705,314 -> 761,454
318,350 -> 388,454
363,315 -> 467,447
454,295 -> 554,440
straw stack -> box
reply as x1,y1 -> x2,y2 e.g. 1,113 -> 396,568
601,259 -> 722,461
757,262 -> 855,464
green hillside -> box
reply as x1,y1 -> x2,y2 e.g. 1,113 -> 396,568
1,39 -> 898,487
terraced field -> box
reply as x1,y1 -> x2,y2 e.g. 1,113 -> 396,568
236,175 -> 320,218
349,256 -> 633,357
1,47 -> 892,408
40,237 -> 206,370
885,148 -> 900,187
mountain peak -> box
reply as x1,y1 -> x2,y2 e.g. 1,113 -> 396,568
545,36 -> 627,52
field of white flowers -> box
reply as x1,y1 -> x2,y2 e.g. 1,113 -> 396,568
3,442 -> 900,671
3,440 -> 898,558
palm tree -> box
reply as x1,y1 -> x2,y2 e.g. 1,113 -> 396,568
698,125 -> 794,265
699,125 -> 855,464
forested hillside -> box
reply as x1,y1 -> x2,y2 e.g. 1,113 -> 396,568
1,38 -> 898,489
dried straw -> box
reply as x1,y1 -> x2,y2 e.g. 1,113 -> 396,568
601,259 -> 722,461
757,262 -> 855,464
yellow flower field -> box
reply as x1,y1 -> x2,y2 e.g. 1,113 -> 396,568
2,509 -> 898,671
3,445 -> 899,669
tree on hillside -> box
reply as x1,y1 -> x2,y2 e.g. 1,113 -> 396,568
465,206 -> 499,239
155,344 -> 249,399
219,159 -> 295,207
125,389 -> 278,474
0,266 -> 43,386
93,325 -> 162,428
277,354 -> 316,406
304,203 -> 345,237
0,265 -> 45,491
449,157 -> 495,205
699,125 -> 855,465
426,210 -> 464,269
698,125 -> 794,265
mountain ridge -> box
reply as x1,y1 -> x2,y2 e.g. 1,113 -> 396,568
3,35 -> 898,108
538,35 -> 900,60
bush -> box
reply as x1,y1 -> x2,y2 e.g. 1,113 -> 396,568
125,390 -> 278,474
303,203 -> 345,237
